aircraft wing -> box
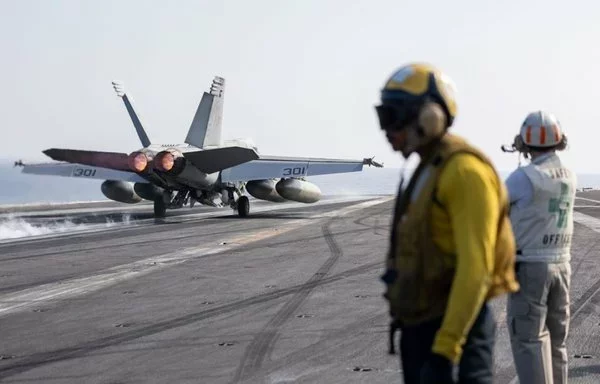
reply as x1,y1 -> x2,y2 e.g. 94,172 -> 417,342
182,146 -> 260,174
42,148 -> 131,172
20,162 -> 148,183
220,155 -> 382,183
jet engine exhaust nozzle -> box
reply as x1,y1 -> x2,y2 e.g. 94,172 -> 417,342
128,151 -> 150,173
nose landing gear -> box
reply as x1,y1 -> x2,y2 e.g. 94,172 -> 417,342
236,196 -> 250,217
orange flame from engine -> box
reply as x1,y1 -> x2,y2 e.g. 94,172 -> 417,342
157,152 -> 175,172
128,152 -> 148,173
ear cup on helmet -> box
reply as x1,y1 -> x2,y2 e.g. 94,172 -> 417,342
513,134 -> 526,152
417,102 -> 447,138
555,134 -> 568,151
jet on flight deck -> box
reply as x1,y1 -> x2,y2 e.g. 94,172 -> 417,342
17,76 -> 383,218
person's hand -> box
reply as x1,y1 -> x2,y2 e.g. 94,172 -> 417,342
420,352 -> 455,384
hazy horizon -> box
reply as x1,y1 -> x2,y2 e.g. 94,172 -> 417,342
4,162 -> 600,207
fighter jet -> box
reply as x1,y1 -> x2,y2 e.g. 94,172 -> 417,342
17,76 -> 383,218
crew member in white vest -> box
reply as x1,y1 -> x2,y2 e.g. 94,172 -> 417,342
504,110 -> 576,384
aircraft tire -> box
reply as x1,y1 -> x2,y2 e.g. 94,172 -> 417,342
154,198 -> 167,218
237,196 -> 250,217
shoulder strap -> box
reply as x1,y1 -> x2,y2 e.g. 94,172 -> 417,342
388,150 -> 441,261
428,134 -> 499,210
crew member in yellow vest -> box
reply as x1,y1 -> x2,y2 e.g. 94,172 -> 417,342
376,63 -> 520,384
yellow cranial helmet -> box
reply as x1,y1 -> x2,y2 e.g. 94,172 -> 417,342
376,63 -> 458,133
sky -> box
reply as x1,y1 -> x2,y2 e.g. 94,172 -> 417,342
1,0 -> 599,173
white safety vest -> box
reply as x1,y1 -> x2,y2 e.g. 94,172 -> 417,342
509,153 -> 576,263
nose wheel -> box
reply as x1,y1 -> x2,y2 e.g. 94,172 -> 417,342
237,196 -> 250,217
154,198 -> 167,218
153,190 -> 171,218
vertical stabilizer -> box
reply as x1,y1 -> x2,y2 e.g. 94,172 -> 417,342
112,81 -> 152,147
185,76 -> 225,148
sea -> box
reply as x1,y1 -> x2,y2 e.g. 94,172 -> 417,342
3,164 -> 600,206
1,163 -> 600,240
0,165 -> 401,206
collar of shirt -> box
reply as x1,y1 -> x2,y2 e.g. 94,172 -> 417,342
531,151 -> 556,165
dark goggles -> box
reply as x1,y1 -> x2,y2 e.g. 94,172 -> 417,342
375,102 -> 421,131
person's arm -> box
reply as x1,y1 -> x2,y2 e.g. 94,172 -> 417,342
504,168 -> 533,209
431,153 -> 499,363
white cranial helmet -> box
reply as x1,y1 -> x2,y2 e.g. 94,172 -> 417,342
519,110 -> 565,148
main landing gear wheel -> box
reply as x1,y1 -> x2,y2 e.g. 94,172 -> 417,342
237,196 -> 250,218
154,198 -> 167,218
